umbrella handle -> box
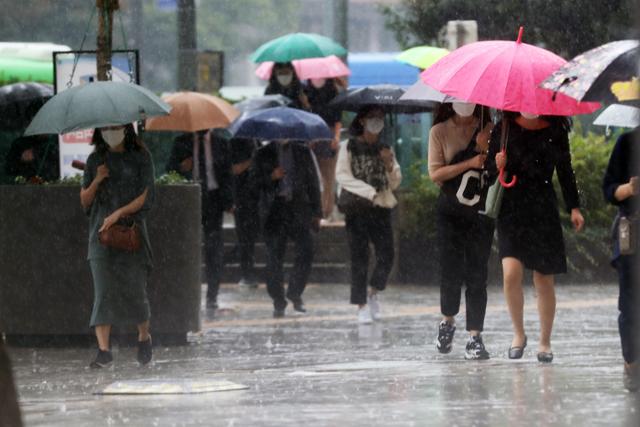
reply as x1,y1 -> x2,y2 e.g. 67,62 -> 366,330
499,167 -> 517,188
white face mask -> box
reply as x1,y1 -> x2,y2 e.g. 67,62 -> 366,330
101,128 -> 125,148
311,78 -> 326,89
276,73 -> 293,87
365,118 -> 385,135
452,102 -> 476,117
520,112 -> 539,119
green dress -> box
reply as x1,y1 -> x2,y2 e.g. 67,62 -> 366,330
82,148 -> 155,327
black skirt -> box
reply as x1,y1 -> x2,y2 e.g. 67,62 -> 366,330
497,185 -> 567,275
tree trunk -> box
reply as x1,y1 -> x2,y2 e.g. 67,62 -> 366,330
96,0 -> 119,81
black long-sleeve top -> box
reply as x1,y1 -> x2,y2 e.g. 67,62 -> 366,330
165,129 -> 234,211
603,129 -> 639,217
486,119 -> 580,214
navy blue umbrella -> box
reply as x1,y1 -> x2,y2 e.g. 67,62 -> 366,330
228,106 -> 332,141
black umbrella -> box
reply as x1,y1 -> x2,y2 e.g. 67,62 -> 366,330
329,84 -> 435,114
234,94 -> 292,112
0,82 -> 53,130
541,40 -> 639,104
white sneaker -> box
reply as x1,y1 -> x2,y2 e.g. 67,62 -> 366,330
368,294 -> 381,321
358,306 -> 373,324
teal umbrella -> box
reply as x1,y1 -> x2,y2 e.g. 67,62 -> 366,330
24,81 -> 171,135
250,32 -> 347,63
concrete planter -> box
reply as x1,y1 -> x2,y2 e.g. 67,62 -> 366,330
0,184 -> 201,345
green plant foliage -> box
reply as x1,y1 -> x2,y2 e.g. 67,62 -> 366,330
380,0 -> 635,58
155,171 -> 191,185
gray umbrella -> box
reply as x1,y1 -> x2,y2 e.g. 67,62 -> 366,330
593,104 -> 640,128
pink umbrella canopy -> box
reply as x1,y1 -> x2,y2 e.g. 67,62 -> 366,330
255,55 -> 350,81
421,28 -> 600,116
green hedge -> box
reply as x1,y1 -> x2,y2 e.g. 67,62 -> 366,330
398,126 -> 618,283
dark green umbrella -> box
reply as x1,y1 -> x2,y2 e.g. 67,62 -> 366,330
250,32 -> 347,63
541,39 -> 639,104
24,81 -> 171,135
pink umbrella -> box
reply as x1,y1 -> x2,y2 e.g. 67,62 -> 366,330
255,55 -> 350,80
422,27 -> 600,188
421,28 -> 600,116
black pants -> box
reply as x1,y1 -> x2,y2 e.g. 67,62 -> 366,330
203,205 -> 224,304
264,200 -> 314,310
345,207 -> 394,305
234,199 -> 260,281
437,211 -> 494,332
615,254 -> 637,364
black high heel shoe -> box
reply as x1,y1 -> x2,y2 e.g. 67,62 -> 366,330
508,336 -> 528,359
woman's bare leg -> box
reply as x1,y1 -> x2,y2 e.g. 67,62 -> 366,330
95,325 -> 111,351
137,320 -> 151,342
533,271 -> 555,353
503,257 -> 526,347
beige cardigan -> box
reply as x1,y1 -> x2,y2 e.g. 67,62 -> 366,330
335,140 -> 402,209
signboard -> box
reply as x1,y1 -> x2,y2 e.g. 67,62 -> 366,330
197,50 -> 224,93
53,50 -> 139,177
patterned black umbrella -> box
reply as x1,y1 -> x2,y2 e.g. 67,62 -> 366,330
0,82 -> 53,130
329,84 -> 435,114
541,40 -> 639,104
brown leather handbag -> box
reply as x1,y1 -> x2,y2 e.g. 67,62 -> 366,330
98,219 -> 141,252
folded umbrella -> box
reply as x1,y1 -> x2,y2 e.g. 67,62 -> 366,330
24,81 -> 171,135
593,104 -> 640,128
250,32 -> 347,63
146,91 -> 240,132
396,46 -> 449,70
540,40 -> 639,104
255,55 -> 351,80
234,94 -> 292,112
0,82 -> 53,130
421,27 -> 600,116
329,84 -> 435,114
228,106 -> 332,141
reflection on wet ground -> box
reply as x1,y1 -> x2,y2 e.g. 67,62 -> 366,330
9,283 -> 640,426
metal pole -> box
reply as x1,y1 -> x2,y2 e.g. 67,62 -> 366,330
333,0 -> 348,50
177,0 -> 197,91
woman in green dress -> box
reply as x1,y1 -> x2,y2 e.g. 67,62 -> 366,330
80,123 -> 155,368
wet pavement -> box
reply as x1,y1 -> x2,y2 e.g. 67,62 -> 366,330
8,283 -> 640,426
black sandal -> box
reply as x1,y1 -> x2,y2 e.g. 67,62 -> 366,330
508,336 -> 528,359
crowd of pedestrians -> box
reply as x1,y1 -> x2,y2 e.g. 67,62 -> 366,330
77,61 -> 637,393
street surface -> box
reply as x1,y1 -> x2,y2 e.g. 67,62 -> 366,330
9,283 -> 640,427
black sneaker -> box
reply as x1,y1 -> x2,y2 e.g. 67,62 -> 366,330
289,298 -> 306,313
273,309 -> 285,318
206,299 -> 218,310
89,349 -> 113,369
137,337 -> 153,365
465,335 -> 490,360
436,321 -> 456,354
